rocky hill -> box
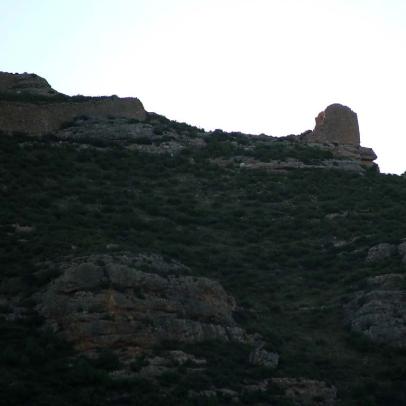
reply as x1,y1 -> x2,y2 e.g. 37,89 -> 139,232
0,71 -> 60,96
0,72 -> 376,171
0,72 -> 405,406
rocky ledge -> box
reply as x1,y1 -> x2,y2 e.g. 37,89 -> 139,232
297,103 -> 378,169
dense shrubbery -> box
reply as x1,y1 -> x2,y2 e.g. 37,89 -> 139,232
197,131 -> 334,163
249,142 -> 334,163
0,92 -> 115,104
146,112 -> 203,137
1,133 -> 406,404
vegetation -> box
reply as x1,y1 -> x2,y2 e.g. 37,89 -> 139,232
0,128 -> 406,405
0,91 -> 116,104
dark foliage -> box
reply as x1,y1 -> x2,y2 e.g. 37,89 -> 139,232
1,130 -> 406,405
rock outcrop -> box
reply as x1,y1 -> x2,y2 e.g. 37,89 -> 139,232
345,274 -> 406,348
366,243 -> 397,263
300,103 -> 378,169
365,240 -> 406,264
0,71 -> 60,96
243,378 -> 337,406
311,104 -> 360,145
248,345 -> 279,368
35,254 -> 256,359
270,378 -> 337,406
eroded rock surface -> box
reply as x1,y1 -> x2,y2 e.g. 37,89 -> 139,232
311,104 -> 360,145
366,243 -> 397,263
299,103 -> 378,169
53,116 -> 205,153
271,378 -> 337,406
243,378 -> 337,406
0,71 -> 59,96
345,274 -> 406,348
35,254 -> 254,358
248,346 -> 279,369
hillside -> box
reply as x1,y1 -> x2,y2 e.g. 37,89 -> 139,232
0,72 -> 405,406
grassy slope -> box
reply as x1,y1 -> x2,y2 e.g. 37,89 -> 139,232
0,131 -> 406,405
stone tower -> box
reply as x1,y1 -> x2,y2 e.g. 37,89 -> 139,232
311,103 -> 360,145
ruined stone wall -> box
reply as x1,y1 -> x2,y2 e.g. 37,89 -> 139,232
0,97 -> 147,136
298,103 -> 377,169
309,103 -> 360,146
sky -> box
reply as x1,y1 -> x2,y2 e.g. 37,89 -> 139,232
1,0 -> 405,174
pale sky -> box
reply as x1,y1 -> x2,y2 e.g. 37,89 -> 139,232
1,0 -> 405,174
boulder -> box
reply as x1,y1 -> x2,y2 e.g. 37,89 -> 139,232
138,350 -> 206,378
35,254 -> 254,358
359,146 -> 378,165
345,274 -> 406,348
249,346 -> 279,369
366,243 -> 396,263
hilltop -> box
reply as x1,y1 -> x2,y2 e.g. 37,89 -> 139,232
0,72 -> 377,172
0,72 -> 405,406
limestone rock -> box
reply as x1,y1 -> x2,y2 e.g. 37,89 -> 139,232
271,378 -> 337,406
0,71 -> 59,96
296,104 -> 378,169
138,350 -> 206,378
188,388 -> 239,403
243,378 -> 337,406
311,104 -> 360,146
35,254 -> 253,358
345,274 -> 406,348
359,146 -> 378,166
366,243 -> 396,263
165,350 -> 207,366
217,156 -> 366,173
248,346 -> 279,368
397,241 -> 406,262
